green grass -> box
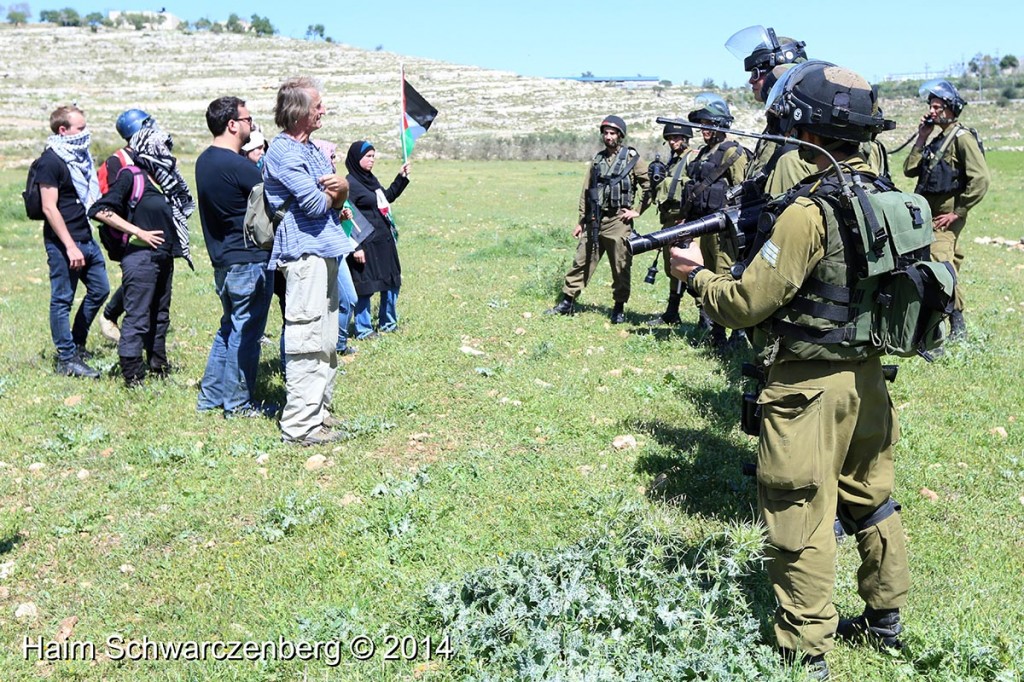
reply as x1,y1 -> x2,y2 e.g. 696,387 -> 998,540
1,155 -> 1023,681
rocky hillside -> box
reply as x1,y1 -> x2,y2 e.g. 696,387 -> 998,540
1,24 -> 1020,168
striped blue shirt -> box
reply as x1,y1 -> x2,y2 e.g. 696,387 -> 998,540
264,132 -> 355,268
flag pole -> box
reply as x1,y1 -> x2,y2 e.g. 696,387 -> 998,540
400,63 -> 408,165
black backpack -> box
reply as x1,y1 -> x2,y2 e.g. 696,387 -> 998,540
97,165 -> 147,262
22,149 -> 59,220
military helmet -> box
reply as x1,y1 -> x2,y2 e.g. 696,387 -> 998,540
919,79 -> 967,117
765,60 -> 894,143
115,108 -> 153,142
688,93 -> 734,128
725,25 -> 807,73
760,64 -> 795,103
600,115 -> 627,137
662,120 -> 694,139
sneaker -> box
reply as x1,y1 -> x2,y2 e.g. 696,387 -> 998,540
99,316 -> 120,343
56,355 -> 100,379
335,345 -> 358,356
322,413 -> 342,429
283,426 -> 346,446
837,607 -> 903,650
356,331 -> 380,341
226,402 -> 280,419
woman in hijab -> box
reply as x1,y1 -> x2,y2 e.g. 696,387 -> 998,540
89,125 -> 194,385
344,141 -> 410,340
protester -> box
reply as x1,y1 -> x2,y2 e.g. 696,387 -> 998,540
36,105 -> 110,378
88,125 -> 193,385
264,76 -> 353,445
195,96 -> 275,416
344,141 -> 410,340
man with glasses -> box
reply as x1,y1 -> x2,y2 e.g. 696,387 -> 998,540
195,96 -> 276,418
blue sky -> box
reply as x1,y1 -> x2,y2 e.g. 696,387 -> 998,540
48,0 -> 1020,87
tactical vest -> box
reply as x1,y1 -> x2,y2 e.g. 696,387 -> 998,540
915,123 -> 983,196
657,151 -> 694,225
765,171 -> 953,361
591,147 -> 637,212
684,140 -> 744,218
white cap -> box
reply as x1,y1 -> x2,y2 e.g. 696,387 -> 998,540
241,131 -> 266,153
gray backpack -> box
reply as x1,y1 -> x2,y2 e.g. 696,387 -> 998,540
243,182 -> 292,250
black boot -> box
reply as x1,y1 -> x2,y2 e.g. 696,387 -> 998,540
836,607 -> 903,650
693,310 -> 726,348
545,295 -> 575,316
949,309 -> 967,342
120,355 -> 147,387
724,328 -> 749,352
609,302 -> 626,324
56,353 -> 100,379
779,648 -> 830,681
647,294 -> 682,326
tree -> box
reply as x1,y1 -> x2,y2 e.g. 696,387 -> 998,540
225,12 -> 244,33
194,17 -> 211,31
1000,54 -> 1019,72
84,11 -> 103,27
701,77 -> 716,89
306,23 -> 324,40
6,1 -> 29,24
249,14 -> 275,36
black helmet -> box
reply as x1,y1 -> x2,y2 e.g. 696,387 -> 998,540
919,79 -> 967,117
688,93 -> 733,128
600,115 -> 627,137
662,120 -> 693,139
725,25 -> 807,74
765,61 -> 894,143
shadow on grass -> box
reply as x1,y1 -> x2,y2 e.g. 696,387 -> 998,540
0,532 -> 23,556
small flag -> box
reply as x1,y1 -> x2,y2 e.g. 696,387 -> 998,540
402,72 -> 438,158
342,199 -> 375,245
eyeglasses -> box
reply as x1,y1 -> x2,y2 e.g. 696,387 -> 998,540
234,116 -> 254,125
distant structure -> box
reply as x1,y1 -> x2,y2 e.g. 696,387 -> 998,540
565,75 -> 662,88
107,10 -> 182,30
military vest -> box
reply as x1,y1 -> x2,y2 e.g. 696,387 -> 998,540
591,146 -> 638,212
915,123 -> 983,196
657,150 -> 695,225
764,170 -> 952,361
684,140 -> 745,218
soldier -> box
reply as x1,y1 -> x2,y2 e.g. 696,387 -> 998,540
546,115 -> 650,324
646,120 -> 696,326
671,61 -> 913,679
726,26 -> 815,196
904,79 -> 989,340
683,94 -> 747,347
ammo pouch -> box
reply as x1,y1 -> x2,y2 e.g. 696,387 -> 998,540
684,179 -> 729,217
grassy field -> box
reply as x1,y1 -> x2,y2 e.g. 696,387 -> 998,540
0,151 -> 1022,681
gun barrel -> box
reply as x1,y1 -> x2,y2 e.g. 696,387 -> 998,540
627,213 -> 728,256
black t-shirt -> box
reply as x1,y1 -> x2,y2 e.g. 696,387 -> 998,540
88,168 -> 180,260
34,149 -> 92,243
195,146 -> 266,268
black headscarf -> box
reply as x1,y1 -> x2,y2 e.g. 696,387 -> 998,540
344,140 -> 381,191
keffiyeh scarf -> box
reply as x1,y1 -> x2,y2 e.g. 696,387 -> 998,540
130,126 -> 196,269
45,131 -> 100,210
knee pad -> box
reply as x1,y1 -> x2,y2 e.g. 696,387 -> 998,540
837,497 -> 901,536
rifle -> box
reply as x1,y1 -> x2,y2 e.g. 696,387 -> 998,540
583,164 -> 601,254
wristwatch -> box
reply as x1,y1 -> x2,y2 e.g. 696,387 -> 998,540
686,266 -> 705,297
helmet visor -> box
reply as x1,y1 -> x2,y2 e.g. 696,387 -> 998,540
725,25 -> 775,61
919,78 -> 959,103
694,92 -> 731,120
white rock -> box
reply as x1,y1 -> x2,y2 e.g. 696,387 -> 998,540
0,560 -> 14,581
612,435 -> 638,450
460,345 -> 485,356
119,564 -> 135,575
28,462 -> 46,473
255,453 -> 270,465
77,469 -> 90,481
15,602 -> 38,620
304,454 -> 327,471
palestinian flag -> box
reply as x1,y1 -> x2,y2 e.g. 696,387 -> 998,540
401,71 -> 438,158
341,199 -> 375,245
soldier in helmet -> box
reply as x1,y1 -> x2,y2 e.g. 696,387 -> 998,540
671,61 -> 913,679
546,115 -> 650,323
904,79 -> 989,340
647,120 -> 696,326
725,26 -> 816,197
682,94 -> 747,347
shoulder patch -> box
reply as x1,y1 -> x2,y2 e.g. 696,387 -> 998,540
759,238 -> 781,268
627,147 -> 638,158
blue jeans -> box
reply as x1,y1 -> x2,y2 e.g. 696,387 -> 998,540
354,288 -> 399,339
336,258 -> 357,352
45,240 -> 110,361
198,262 -> 274,413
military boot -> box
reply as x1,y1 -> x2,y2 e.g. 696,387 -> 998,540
646,294 -> 682,326
948,309 -> 967,342
609,302 -> 626,324
545,296 -> 575,316
780,649 -> 830,681
836,607 -> 903,650
120,355 -> 147,388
